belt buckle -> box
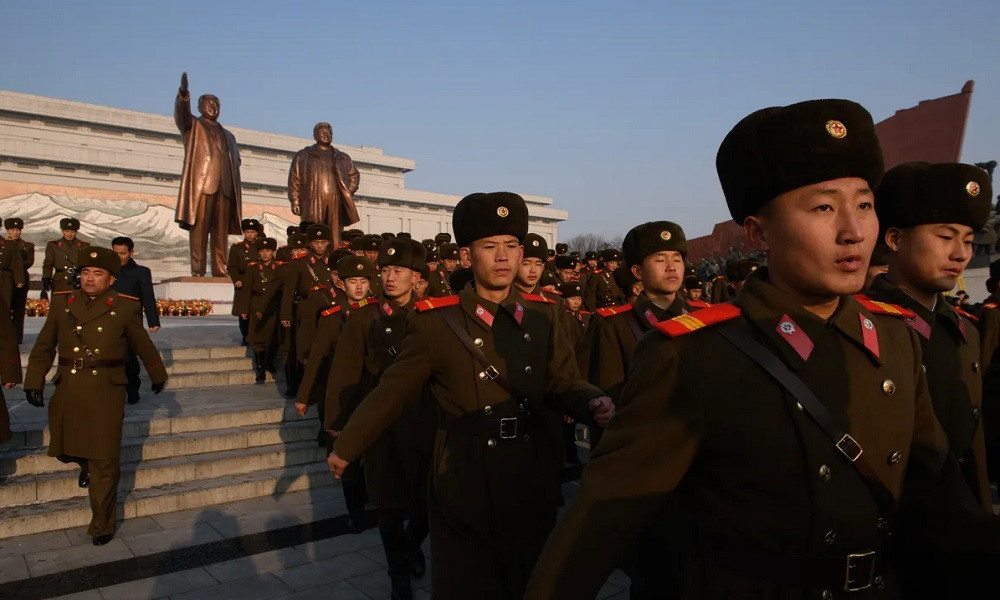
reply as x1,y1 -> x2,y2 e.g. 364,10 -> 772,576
72,358 -> 84,369
484,366 -> 499,380
836,434 -> 863,462
844,550 -> 876,592
499,417 -> 517,440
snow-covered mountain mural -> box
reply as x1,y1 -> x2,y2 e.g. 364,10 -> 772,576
0,193 -> 295,283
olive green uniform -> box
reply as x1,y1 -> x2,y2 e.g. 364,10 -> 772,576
426,267 -> 453,298
42,238 -> 89,292
0,294 -> 22,443
583,269 -> 625,311
25,289 -> 168,536
333,287 -> 605,599
975,295 -> 1000,483
10,238 -> 34,342
246,260 -> 283,350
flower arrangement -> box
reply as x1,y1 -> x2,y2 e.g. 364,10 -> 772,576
26,298 -> 50,317
156,299 -> 213,316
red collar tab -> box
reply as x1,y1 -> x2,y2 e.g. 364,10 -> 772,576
382,302 -> 393,317
475,304 -> 494,328
904,314 -> 932,340
514,302 -> 524,325
858,313 -> 879,358
351,298 -> 376,310
776,314 -> 814,361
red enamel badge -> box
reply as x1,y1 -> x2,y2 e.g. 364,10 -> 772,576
859,313 -> 880,358
514,303 -> 524,325
904,315 -> 931,340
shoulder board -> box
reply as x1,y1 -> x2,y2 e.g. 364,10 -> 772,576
351,298 -> 377,310
320,305 -> 342,317
983,302 -> 998,310
579,310 -> 592,315
248,261 -> 258,266
655,303 -> 742,338
522,293 -> 556,304
955,306 -> 979,322
548,289 -> 564,296
853,294 -> 917,319
592,269 -> 603,274
596,303 -> 633,318
415,295 -> 460,312
275,260 -> 288,266
687,300 -> 711,309
117,293 -> 139,302
52,290 -> 73,296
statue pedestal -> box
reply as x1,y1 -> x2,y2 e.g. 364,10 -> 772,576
154,277 -> 234,315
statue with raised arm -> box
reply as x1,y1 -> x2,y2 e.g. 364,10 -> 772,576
287,122 -> 361,246
173,72 -> 243,277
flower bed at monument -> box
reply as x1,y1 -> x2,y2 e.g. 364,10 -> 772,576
26,298 -> 49,317
157,299 -> 213,316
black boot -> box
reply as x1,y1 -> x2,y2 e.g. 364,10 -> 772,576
264,346 -> 278,374
380,511 -> 414,600
389,571 -> 413,600
408,547 -> 426,578
282,359 -> 300,398
253,350 -> 267,384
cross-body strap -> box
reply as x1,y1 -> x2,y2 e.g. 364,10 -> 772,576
717,317 -> 897,517
64,309 -> 98,368
439,305 -> 521,400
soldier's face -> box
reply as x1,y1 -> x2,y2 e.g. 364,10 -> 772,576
381,265 -> 414,299
291,248 -> 308,259
442,259 -> 458,272
112,245 -> 133,266
587,259 -> 597,269
747,177 -> 877,303
688,287 -> 703,301
62,230 -> 76,241
465,236 -> 522,291
364,250 -> 379,261
557,269 -> 576,283
352,249 -> 365,257
565,296 -> 583,312
885,223 -> 975,294
604,260 -> 620,272
259,249 -> 275,262
80,267 -> 114,296
343,277 -> 370,302
6,228 -> 21,240
427,260 -> 439,271
244,230 -> 259,242
413,277 -> 428,298
633,251 -> 684,296
310,240 -> 330,255
517,257 -> 545,288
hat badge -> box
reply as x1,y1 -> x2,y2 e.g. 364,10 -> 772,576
497,206 -> 509,218
387,248 -> 396,256
356,264 -> 363,271
89,251 -> 98,258
825,120 -> 847,139
966,181 -> 981,197
660,230 -> 671,241
532,240 -> 539,247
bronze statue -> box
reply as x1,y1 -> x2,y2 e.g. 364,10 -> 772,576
287,122 -> 361,246
173,72 -> 243,277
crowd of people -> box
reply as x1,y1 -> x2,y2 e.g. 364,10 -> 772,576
2,96 -> 1000,599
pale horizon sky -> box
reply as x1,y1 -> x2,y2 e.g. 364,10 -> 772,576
2,0 -> 998,240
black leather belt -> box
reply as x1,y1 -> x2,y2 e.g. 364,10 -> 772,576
441,404 -> 533,441
59,357 -> 125,369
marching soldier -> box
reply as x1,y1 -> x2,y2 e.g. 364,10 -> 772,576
278,233 -> 310,397
0,290 -> 21,443
865,161 -> 995,596
577,251 -> 598,290
110,237 -> 160,404
246,238 -> 283,384
276,225 -> 298,263
583,249 -> 625,310
5,218 -> 32,342
557,282 -> 590,348
42,217 -> 88,293
25,247 -> 167,546
438,242 -> 460,279
328,192 -> 614,599
977,259 -> 1000,485
325,238 -> 435,599
553,255 -> 578,285
527,99 -> 1000,598
683,276 -> 708,305
426,248 -> 453,298
413,263 -> 430,300
227,218 -> 261,346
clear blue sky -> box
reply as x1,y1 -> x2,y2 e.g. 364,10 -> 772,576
2,0 -> 998,240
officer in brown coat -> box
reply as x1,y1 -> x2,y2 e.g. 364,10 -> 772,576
328,192 -> 614,599
0,292 -> 22,443
228,219 -> 261,346
583,249 -> 625,310
25,247 -> 168,546
246,238 -> 283,384
325,238 -> 435,600
5,217 -> 32,342
42,217 -> 87,293
526,99 -> 1000,599
865,161 -> 995,596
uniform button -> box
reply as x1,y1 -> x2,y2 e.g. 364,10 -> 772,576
92,370 -> 98,375
518,403 -> 526,412
110,311 -> 115,316
882,379 -> 895,395
877,517 -> 889,530
474,337 -> 484,347
524,366 -> 532,375
958,457 -> 965,465
973,407 -> 981,419
818,465 -> 831,481
888,451 -> 902,465
478,371 -> 487,380
824,530 -> 836,545
484,405 -> 493,415
94,349 -> 100,354
73,347 -> 80,353
822,590 -> 832,600
487,439 -> 496,448
70,368 -> 77,374
795,402 -> 804,412
76,326 -> 82,331
524,434 -> 531,441
874,575 -> 885,589
523,333 -> 531,342
973,361 -> 981,373
97,327 -> 103,332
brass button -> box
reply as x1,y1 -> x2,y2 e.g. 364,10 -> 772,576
523,333 -> 531,342
94,349 -> 99,354
973,407 -> 981,419
973,361 -> 981,373
478,371 -> 487,380
822,591 -> 832,600
523,434 -> 531,441
76,326 -> 82,331
70,368 -> 77,374
487,439 -> 496,448
888,451 -> 902,465
882,379 -> 895,395
92,370 -> 98,375
73,347 -> 80,353
484,405 -> 493,415
97,327 -> 103,332
384,327 -> 391,334
110,311 -> 115,316
818,465 -> 831,481
473,338 -> 484,347
874,575 -> 885,589
824,530 -> 836,544
524,366 -> 532,375
795,402 -> 804,412
518,403 -> 526,413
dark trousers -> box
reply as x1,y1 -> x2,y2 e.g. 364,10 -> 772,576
125,347 -> 140,401
59,455 -> 119,537
238,315 -> 249,343
189,191 -> 232,277
378,506 -> 430,576
341,459 -> 368,520
11,282 -> 27,342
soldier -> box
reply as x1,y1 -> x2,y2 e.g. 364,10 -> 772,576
325,238 -> 435,599
864,242 -> 890,289
276,225 -> 298,263
426,248 -> 453,298
242,238 -> 283,384
683,275 -> 708,305
555,242 -> 569,258
0,222 -> 25,324
413,263 -> 430,300
527,99 -> 1000,598
0,289 -> 22,443
613,265 -> 643,304
110,237 -> 160,404
5,218 -> 33,342
554,255 -> 578,284
724,257 -> 760,295
433,232 -> 451,248
577,250 -> 599,290
865,161 -> 994,595
328,192 -> 614,599
515,233 -> 552,296
25,247 -> 167,546
42,217 -> 88,294
977,259 -> 1000,485
558,282 -> 590,348
708,270 -> 730,304
227,219 -> 261,346
278,233 -> 309,396
438,242 -> 460,278
583,249 -> 625,310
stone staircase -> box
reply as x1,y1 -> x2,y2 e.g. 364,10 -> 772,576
0,345 -> 334,540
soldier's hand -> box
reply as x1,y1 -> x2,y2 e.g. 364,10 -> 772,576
149,326 -> 160,333
327,452 -> 349,479
294,402 -> 308,416
3,383 -> 15,389
325,428 -> 339,439
234,281 -> 243,289
25,389 -> 44,407
16,283 -> 23,289
589,396 -> 615,427
281,320 -> 292,328
151,381 -> 165,395
179,71 -> 189,95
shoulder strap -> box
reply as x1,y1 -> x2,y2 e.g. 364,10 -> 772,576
439,305 -> 521,399
370,304 -> 399,357
716,317 -> 897,517
624,309 -> 644,341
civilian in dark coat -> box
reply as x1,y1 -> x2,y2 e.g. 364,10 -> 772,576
110,237 -> 160,404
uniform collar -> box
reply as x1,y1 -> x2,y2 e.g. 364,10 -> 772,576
868,274 -> 966,343
459,285 -> 527,329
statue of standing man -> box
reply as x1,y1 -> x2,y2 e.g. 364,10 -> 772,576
173,72 -> 243,277
288,123 -> 361,246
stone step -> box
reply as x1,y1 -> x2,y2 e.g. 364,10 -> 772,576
0,461 -> 337,539
0,440 -> 327,505
0,418 -> 319,477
